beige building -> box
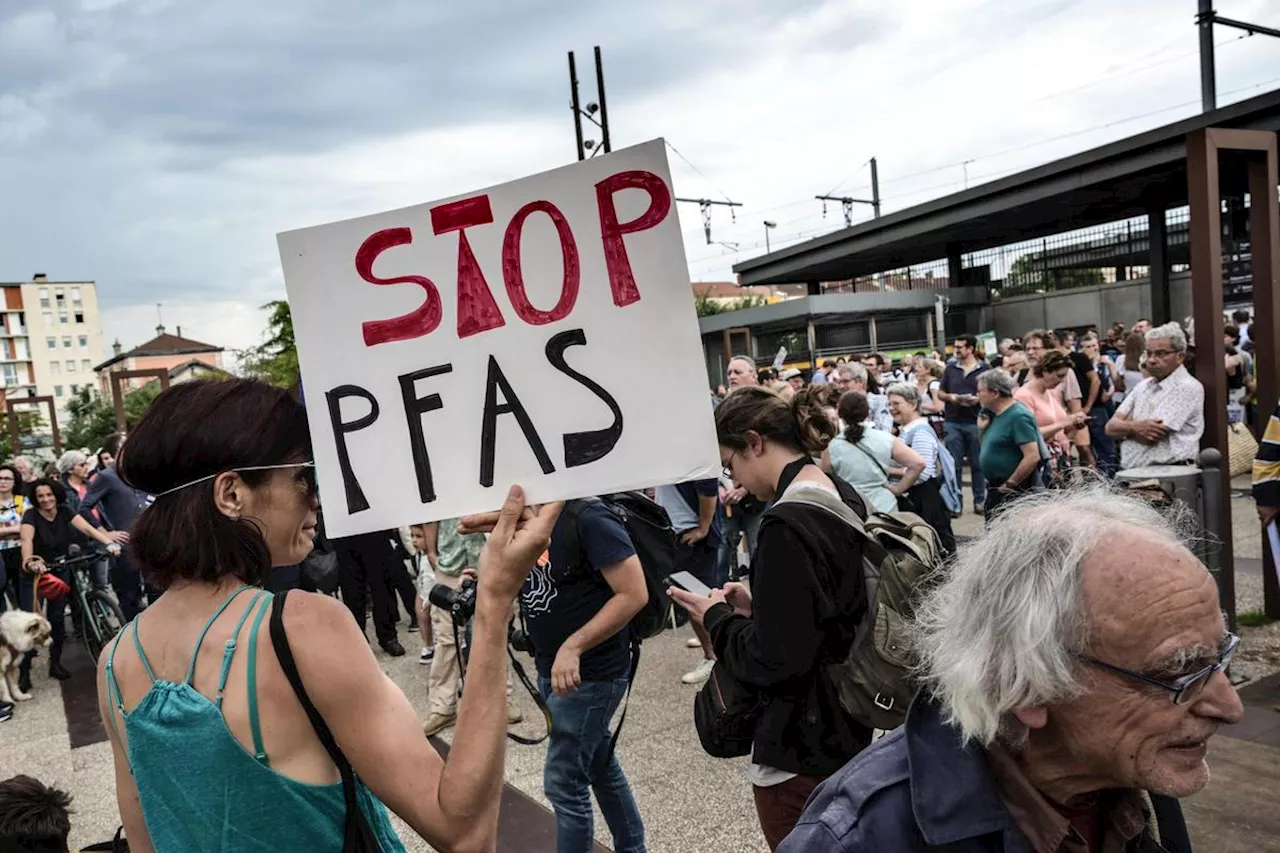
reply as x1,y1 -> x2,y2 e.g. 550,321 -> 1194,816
0,273 -> 106,427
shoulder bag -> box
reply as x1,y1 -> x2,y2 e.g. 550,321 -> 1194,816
270,590 -> 384,852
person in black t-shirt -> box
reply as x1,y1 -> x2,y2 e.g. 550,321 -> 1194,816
518,499 -> 649,853
18,479 -> 124,684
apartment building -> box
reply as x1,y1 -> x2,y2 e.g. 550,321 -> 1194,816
0,273 -> 107,426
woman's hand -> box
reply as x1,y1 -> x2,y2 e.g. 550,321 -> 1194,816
105,530 -> 129,544
461,486 -> 562,603
667,585 -> 726,628
23,557 -> 46,575
722,582 -> 752,617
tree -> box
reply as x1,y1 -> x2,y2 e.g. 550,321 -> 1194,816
694,292 -> 767,317
0,410 -> 47,461
238,300 -> 299,389
1006,255 -> 1104,293
63,382 -> 165,452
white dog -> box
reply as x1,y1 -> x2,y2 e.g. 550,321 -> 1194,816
0,609 -> 53,703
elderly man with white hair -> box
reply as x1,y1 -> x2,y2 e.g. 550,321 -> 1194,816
1105,322 -> 1204,470
834,363 -> 892,432
778,486 -> 1242,852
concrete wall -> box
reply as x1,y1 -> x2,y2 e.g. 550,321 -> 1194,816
990,272 -> 1192,337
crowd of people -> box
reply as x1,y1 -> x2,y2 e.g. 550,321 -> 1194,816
0,304 -> 1257,852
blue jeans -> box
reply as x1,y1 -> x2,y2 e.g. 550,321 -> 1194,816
944,420 -> 985,507
539,676 -> 646,853
718,502 -> 763,583
1088,405 -> 1118,478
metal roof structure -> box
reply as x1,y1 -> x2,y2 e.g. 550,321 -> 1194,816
733,88 -> 1280,286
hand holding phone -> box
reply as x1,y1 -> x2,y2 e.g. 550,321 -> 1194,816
665,571 -> 713,599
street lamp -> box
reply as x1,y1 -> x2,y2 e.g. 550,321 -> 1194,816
763,220 -> 777,253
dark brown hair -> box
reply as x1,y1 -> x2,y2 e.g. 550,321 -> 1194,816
838,391 -> 870,444
120,379 -> 312,589
715,385 -> 835,457
0,775 -> 72,853
1032,351 -> 1072,378
1124,331 -> 1146,372
28,478 -> 67,508
1024,329 -> 1059,349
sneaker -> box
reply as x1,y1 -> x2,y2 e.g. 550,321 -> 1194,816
681,657 -> 715,685
422,712 -> 457,737
0,700 -> 12,723
506,704 -> 524,725
686,637 -> 702,649
419,646 -> 435,665
380,640 -> 407,657
406,619 -> 419,633
974,505 -> 986,517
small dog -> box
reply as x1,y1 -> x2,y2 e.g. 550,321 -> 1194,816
0,610 -> 52,703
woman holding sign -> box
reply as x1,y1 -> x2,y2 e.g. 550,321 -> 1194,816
668,386 -> 872,851
95,378 -> 560,853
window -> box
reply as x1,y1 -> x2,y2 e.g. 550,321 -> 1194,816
45,337 -> 55,349
71,287 -> 81,303
62,336 -> 71,348
54,385 -> 63,397
81,359 -> 90,372
78,335 -> 87,347
73,313 -> 83,324
58,311 -> 68,324
54,289 -> 65,302
50,361 -> 59,375
38,288 -> 49,308
42,312 -> 52,327
66,360 -> 76,373
2,365 -> 18,386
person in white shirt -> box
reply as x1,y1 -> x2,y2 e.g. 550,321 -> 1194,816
1105,322 -> 1205,470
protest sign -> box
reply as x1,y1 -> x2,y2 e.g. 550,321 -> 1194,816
279,139 -> 720,537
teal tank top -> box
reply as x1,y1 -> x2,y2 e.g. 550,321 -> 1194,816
104,587 -> 406,852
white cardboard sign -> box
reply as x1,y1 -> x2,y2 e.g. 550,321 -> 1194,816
279,139 -> 720,537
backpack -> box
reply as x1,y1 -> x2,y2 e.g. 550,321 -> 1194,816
771,487 -> 944,731
561,492 -> 678,640
935,443 -> 962,515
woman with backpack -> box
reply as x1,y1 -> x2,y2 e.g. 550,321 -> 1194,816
885,383 -> 956,554
668,385 -> 872,852
823,391 -> 926,514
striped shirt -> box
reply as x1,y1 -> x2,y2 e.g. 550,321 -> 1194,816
1253,402 -> 1280,508
899,418 -> 939,480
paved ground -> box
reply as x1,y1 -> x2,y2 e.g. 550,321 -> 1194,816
4,484 -> 1280,852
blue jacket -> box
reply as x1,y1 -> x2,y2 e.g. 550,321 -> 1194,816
79,465 -> 151,531
778,698 -> 1185,853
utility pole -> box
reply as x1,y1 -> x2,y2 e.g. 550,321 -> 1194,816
566,47 -> 613,159
1195,2 -> 1280,112
816,156 -> 882,227
676,198 -> 743,245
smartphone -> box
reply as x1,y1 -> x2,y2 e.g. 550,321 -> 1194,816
666,571 -> 713,599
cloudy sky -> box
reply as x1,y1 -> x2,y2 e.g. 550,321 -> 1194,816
1,0 -> 1277,358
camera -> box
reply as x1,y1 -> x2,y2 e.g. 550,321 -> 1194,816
428,577 -> 477,624
508,623 -> 534,655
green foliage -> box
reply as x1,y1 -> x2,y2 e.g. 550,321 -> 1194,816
1005,255 -> 1105,294
64,382 -> 164,452
0,410 -> 47,460
238,300 -> 299,389
1238,609 -> 1276,628
694,291 -> 768,317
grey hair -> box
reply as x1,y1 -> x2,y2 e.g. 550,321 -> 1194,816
837,362 -> 868,384
978,368 -> 1016,397
727,355 -> 756,371
1145,322 -> 1187,353
914,485 -> 1190,748
57,450 -> 87,475
885,382 -> 918,408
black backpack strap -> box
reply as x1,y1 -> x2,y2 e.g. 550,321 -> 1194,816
270,590 -> 381,850
590,635 -> 641,781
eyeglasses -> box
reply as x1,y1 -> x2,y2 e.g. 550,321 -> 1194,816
1082,632 -> 1239,705
155,461 -> 317,499
1145,349 -> 1179,358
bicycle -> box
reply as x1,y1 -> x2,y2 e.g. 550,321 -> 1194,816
33,545 -> 127,663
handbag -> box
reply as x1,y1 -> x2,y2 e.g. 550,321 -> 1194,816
693,659 -> 767,759
269,590 -> 384,852
300,549 -> 340,595
1227,422 -> 1259,478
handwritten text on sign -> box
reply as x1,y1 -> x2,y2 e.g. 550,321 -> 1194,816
279,139 -> 720,537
